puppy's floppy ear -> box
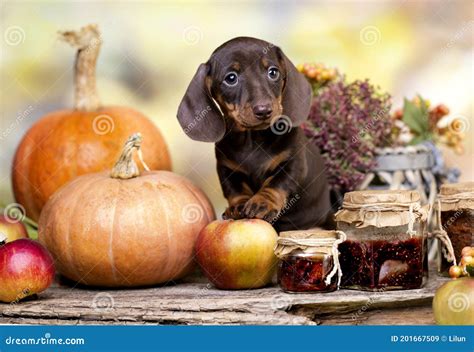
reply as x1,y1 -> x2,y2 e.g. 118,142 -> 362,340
277,48 -> 312,125
177,63 -> 226,142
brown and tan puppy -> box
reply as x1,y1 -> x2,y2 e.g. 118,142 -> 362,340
177,37 -> 333,231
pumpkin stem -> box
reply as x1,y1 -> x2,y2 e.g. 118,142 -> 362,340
59,24 -> 101,112
111,133 -> 150,179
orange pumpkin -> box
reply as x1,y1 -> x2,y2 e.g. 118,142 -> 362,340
12,25 -> 171,221
38,133 -> 215,287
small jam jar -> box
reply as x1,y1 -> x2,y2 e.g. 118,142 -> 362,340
436,182 -> 474,275
275,230 -> 345,293
335,190 -> 428,291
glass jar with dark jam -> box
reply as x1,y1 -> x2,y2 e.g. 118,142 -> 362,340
278,251 -> 337,292
436,182 -> 474,275
275,230 -> 345,293
335,190 -> 428,291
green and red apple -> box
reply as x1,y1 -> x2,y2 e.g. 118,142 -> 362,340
433,277 -> 474,325
0,214 -> 28,243
0,237 -> 55,303
195,219 -> 278,289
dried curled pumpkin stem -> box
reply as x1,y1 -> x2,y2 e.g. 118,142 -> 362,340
59,24 -> 102,112
111,133 -> 150,179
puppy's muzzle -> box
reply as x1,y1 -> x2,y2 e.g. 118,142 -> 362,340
253,104 -> 273,120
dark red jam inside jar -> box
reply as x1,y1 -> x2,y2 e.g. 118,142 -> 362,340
439,209 -> 474,274
338,236 -> 425,290
277,252 -> 337,293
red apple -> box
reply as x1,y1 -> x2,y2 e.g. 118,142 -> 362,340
433,277 -> 474,325
195,219 -> 278,289
0,214 -> 28,242
0,237 -> 55,303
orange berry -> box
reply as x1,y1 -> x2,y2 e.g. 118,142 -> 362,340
306,68 -> 317,79
461,246 -> 472,257
461,255 -> 473,266
449,265 -> 462,279
436,104 -> 449,116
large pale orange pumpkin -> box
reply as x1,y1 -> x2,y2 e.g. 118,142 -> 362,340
38,134 -> 214,287
12,25 -> 171,221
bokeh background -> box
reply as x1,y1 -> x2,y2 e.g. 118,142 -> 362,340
1,0 -> 472,215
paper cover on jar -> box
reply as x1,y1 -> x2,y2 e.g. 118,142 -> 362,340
435,182 -> 474,212
335,190 -> 428,228
275,229 -> 345,257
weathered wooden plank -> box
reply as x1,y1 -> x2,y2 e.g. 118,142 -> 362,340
0,306 -> 435,326
0,269 -> 447,325
317,306 -> 435,325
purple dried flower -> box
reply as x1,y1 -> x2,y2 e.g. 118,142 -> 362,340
303,77 -> 392,192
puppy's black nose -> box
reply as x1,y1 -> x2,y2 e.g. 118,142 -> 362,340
253,105 -> 273,120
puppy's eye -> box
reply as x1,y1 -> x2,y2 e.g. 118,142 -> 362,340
223,72 -> 239,87
268,66 -> 280,81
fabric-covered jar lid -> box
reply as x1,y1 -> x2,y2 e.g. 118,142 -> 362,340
275,230 -> 345,257
275,229 -> 347,287
335,190 -> 427,228
437,182 -> 474,211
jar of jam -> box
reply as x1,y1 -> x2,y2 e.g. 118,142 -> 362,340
435,182 -> 474,276
275,230 -> 346,293
335,190 -> 428,291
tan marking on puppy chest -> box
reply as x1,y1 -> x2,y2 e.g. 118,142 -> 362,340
218,157 -> 247,175
263,150 -> 291,174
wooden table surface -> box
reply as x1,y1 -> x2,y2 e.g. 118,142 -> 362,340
1,268 -> 447,325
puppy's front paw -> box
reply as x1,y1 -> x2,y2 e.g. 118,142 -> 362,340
242,194 -> 280,223
223,203 -> 246,220
223,195 -> 251,220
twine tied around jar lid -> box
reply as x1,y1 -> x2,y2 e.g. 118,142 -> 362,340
335,190 -> 428,236
275,230 -> 347,286
431,199 -> 457,266
432,183 -> 474,265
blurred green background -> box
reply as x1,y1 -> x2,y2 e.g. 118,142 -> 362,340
1,0 -> 472,216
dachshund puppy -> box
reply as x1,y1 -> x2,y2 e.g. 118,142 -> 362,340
177,37 -> 333,231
